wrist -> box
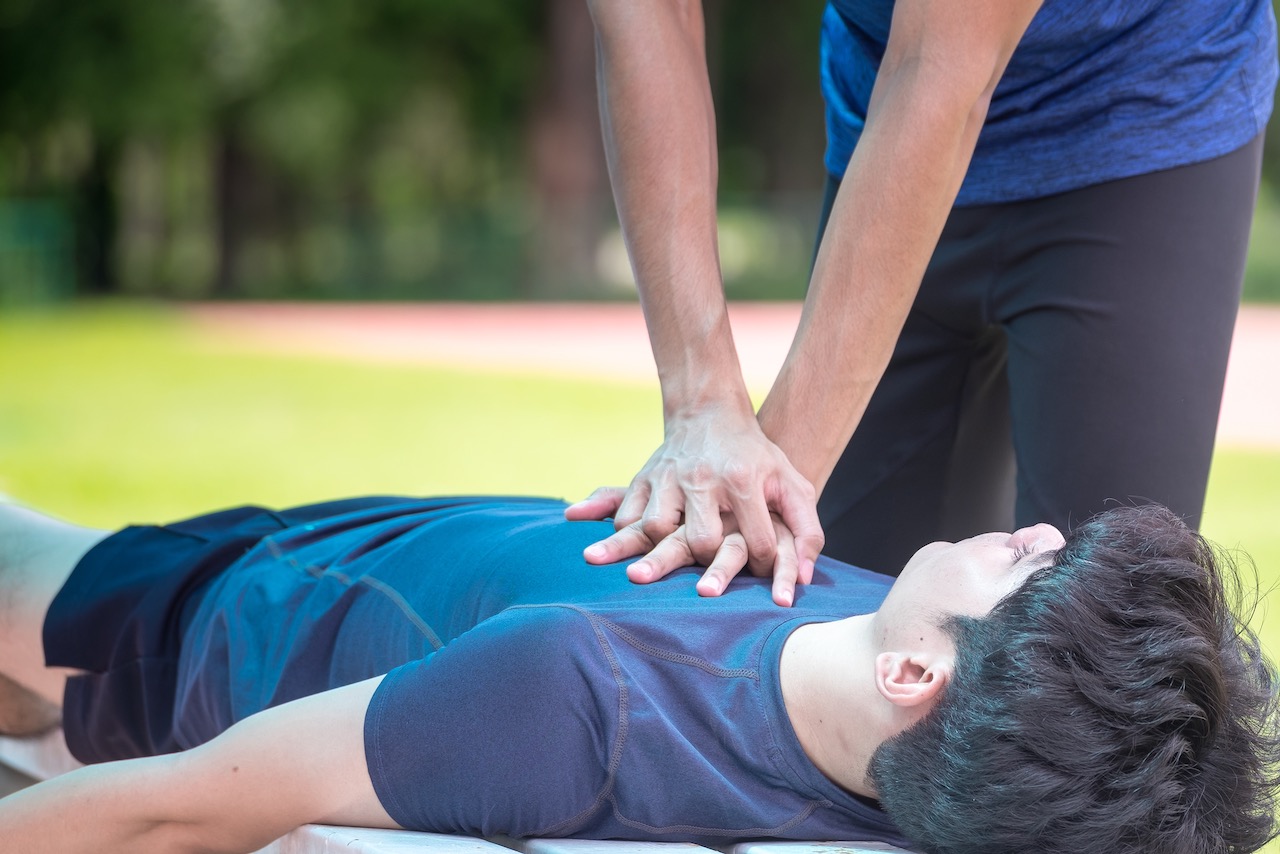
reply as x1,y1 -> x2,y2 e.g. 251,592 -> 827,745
663,387 -> 756,435
757,381 -> 852,497
648,306 -> 754,421
662,371 -> 754,419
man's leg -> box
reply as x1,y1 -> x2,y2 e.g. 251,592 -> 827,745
999,135 -> 1264,532
816,183 -> 1015,574
0,503 -> 109,731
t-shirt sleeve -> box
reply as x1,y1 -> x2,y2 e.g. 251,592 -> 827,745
364,605 -> 619,837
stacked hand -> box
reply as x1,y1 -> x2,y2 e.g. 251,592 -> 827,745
565,409 -> 824,606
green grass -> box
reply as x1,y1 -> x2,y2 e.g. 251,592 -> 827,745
4,302 -> 1280,849
1203,450 -> 1280,661
1245,183 -> 1280,303
0,302 -> 664,523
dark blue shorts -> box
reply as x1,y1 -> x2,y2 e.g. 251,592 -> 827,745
42,497 -> 408,764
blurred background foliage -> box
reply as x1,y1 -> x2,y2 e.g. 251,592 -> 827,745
0,0 -> 1277,304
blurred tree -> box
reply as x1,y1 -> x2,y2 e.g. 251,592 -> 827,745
20,2 -> 1263,301
711,1 -> 828,198
209,0 -> 547,295
0,0 -> 838,300
528,0 -> 606,297
1267,0 -> 1280,189
0,0 -> 214,293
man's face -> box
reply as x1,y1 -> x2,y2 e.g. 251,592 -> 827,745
877,523 -> 1067,636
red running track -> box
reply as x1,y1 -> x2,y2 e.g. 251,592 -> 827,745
190,302 -> 1280,449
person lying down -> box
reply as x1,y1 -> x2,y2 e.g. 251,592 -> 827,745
0,495 -> 1275,854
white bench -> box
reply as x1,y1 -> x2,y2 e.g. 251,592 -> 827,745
0,732 -> 915,854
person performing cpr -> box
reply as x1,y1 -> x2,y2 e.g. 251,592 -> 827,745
573,0 -> 1277,605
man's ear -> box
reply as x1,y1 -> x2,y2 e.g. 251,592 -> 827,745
874,651 -> 951,708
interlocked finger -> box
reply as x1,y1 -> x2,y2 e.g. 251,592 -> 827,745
695,532 -> 750,598
682,492 -> 725,565
768,520 -> 800,607
585,521 -> 656,566
725,489 -> 779,575
773,478 -> 823,586
564,486 -> 628,522
627,526 -> 696,585
638,487 -> 684,545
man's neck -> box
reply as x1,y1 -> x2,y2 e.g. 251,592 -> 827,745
778,614 -> 891,799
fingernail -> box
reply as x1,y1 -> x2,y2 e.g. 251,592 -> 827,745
585,544 -> 604,560
779,590 -> 793,607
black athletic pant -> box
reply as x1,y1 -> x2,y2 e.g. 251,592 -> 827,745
815,134 -> 1264,575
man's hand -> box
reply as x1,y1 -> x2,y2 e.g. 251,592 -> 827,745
570,487 -> 813,607
565,408 -> 824,606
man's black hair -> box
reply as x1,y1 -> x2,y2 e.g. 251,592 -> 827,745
871,504 -> 1280,854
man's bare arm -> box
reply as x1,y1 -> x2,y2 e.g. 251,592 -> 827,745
758,0 -> 1042,492
0,677 -> 392,854
575,0 -> 824,603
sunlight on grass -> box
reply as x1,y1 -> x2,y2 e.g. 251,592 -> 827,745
1203,451 -> 1280,666
1204,451 -> 1280,854
1245,184 -> 1280,303
0,303 -> 663,524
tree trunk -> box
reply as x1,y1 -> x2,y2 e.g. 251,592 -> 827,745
345,175 -> 382,298
74,136 -> 120,295
748,3 -> 826,195
527,0 -> 608,298
213,125 -> 252,298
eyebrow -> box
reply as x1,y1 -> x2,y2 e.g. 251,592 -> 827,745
1014,550 -> 1056,575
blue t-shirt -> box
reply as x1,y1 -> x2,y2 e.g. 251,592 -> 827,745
821,0 -> 1278,205
173,497 -> 910,847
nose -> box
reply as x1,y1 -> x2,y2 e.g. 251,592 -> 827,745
1009,523 -> 1065,553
